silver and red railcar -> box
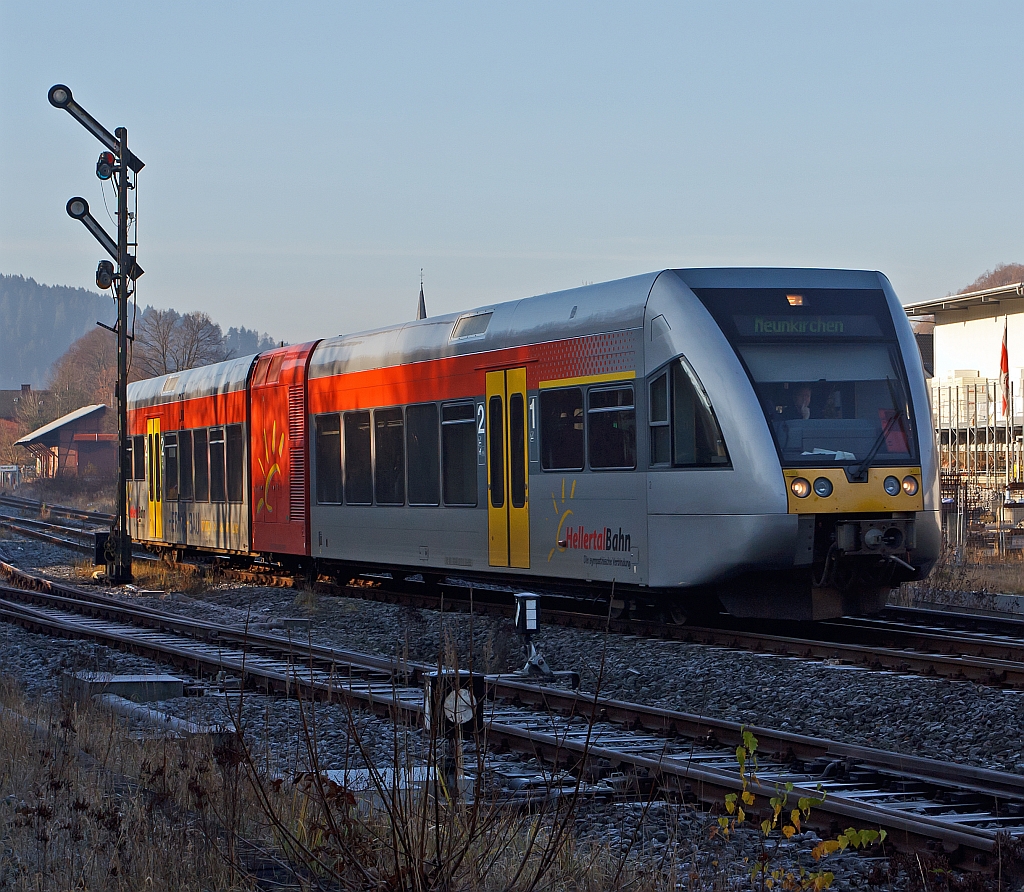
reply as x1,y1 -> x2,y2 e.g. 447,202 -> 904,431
127,268 -> 940,620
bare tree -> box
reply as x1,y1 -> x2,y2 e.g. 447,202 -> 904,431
173,311 -> 229,370
134,308 -> 181,379
133,308 -> 229,379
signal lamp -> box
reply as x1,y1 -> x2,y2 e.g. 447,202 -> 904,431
790,477 -> 811,498
883,476 -> 901,496
902,475 -> 919,496
813,477 -> 833,497
96,151 -> 116,180
96,260 -> 114,290
66,197 -> 89,219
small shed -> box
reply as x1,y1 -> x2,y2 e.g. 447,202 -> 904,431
16,404 -> 115,479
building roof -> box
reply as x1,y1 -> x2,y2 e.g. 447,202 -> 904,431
904,282 -> 1024,324
15,404 -> 107,447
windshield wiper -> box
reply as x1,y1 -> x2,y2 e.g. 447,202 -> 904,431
850,377 -> 907,480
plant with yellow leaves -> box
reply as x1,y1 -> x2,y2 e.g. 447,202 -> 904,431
711,728 -> 886,891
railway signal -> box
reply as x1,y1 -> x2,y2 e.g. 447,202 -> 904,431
49,84 -> 144,584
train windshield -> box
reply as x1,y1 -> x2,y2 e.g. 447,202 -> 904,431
691,287 -> 917,466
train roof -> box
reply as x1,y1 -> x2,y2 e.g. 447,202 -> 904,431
309,272 -> 660,379
308,267 -> 890,379
127,353 -> 259,410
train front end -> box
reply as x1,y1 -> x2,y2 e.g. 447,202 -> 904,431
660,269 -> 940,619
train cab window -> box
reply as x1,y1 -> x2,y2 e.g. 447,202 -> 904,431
588,386 -> 636,469
672,359 -> 730,466
649,373 -> 670,465
179,431 -> 194,501
209,428 -> 226,502
193,429 -> 210,502
344,411 -> 373,505
648,361 -> 730,468
406,403 -> 440,506
163,433 -> 179,501
133,435 -> 145,480
441,402 -> 477,506
374,408 -> 405,505
315,413 -> 342,504
539,388 -> 584,471
125,437 -> 134,479
226,425 -> 244,502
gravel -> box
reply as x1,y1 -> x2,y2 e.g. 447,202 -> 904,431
2,530 -> 1013,888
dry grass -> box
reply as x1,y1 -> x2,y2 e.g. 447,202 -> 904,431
0,672 -> 693,892
71,557 -> 210,598
896,546 -> 1024,609
0,680 -> 262,891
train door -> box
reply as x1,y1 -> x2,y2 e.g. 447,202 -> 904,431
146,417 -> 162,540
486,368 -> 530,568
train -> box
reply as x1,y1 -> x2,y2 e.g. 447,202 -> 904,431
126,268 -> 940,621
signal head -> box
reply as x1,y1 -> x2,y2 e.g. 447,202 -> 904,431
96,260 -> 115,290
66,197 -> 89,220
96,151 -> 116,180
48,84 -> 72,108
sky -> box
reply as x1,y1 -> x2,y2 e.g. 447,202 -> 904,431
2,2 -> 1024,351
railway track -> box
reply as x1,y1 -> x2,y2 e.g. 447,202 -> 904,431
9,495 -> 1024,690
0,560 -> 1023,868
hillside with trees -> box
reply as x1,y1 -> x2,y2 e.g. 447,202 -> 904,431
955,263 -> 1024,294
0,275 -> 112,389
0,276 -> 278,463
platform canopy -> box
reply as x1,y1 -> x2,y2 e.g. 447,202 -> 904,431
904,282 -> 1024,325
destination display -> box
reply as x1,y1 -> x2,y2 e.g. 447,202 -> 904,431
733,314 -> 883,338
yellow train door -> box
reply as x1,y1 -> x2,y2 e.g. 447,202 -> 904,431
146,417 -> 162,540
486,368 -> 530,568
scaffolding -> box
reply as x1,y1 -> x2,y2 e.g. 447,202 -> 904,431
932,378 -> 1024,553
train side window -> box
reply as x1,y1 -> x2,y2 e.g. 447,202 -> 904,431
441,402 -> 477,506
374,408 -> 405,505
163,432 -> 179,501
193,429 -> 210,502
226,425 -> 244,502
315,413 -> 342,504
649,373 -> 670,465
344,411 -> 373,505
133,435 -> 145,480
588,386 -> 636,470
672,358 -> 730,467
407,403 -> 440,506
209,427 -> 226,502
125,437 -> 133,479
179,431 -> 194,501
539,388 -> 584,471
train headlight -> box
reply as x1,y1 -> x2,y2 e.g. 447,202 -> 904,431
791,477 -> 811,498
813,477 -> 833,497
883,476 -> 901,496
902,475 -> 919,496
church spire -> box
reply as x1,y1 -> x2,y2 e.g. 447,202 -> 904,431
416,268 -> 427,320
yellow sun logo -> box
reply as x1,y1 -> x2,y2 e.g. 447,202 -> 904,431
547,477 -> 576,561
255,419 -> 286,516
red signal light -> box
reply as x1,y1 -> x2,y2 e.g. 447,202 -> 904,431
96,151 -> 115,180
